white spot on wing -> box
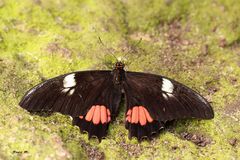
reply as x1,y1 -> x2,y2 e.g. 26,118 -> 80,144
62,88 -> 70,93
167,93 -> 174,97
68,89 -> 75,95
163,92 -> 174,100
78,93 -> 83,99
63,73 -> 76,88
162,78 -> 174,93
162,93 -> 168,99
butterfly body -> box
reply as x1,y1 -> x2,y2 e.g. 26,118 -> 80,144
20,61 -> 214,141
112,61 -> 125,85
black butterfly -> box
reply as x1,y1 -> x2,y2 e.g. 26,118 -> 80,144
19,61 -> 214,141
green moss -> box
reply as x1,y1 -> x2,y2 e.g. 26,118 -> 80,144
0,0 -> 240,159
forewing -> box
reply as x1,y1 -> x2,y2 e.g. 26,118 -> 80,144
123,71 -> 214,140
19,70 -> 122,140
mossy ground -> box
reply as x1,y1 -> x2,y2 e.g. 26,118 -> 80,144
0,0 -> 240,159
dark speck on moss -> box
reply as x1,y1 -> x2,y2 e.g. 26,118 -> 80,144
180,132 -> 212,147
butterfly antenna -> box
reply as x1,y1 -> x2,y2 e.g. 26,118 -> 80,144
98,37 -> 118,61
134,38 -> 142,48
122,38 -> 142,58
122,38 -> 142,63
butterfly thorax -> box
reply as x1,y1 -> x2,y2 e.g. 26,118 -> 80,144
112,61 -> 125,85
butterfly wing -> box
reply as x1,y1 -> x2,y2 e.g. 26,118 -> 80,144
123,71 -> 214,140
19,71 -> 122,140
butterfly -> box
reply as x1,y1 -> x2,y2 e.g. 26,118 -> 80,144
19,61 -> 214,141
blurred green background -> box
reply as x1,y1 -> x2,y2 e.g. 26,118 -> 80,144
0,0 -> 239,159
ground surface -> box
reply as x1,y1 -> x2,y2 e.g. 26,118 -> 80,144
0,0 -> 240,159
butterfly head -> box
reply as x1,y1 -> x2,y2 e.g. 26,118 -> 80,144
115,61 -> 125,70
114,57 -> 126,69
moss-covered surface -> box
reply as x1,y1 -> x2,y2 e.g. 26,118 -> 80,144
0,0 -> 240,159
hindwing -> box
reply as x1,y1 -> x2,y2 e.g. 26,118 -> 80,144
123,71 -> 214,140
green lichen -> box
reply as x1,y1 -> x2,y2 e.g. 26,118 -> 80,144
0,0 -> 240,159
